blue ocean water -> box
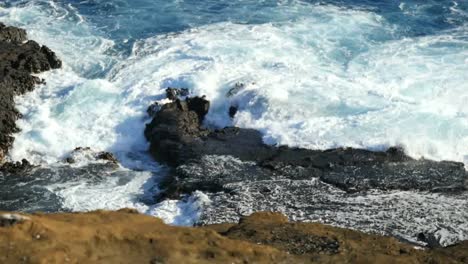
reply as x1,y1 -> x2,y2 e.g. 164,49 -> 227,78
0,0 -> 467,237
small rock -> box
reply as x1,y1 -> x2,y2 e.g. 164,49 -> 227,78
0,159 -> 33,174
229,106 -> 238,118
166,87 -> 189,101
96,152 -> 119,164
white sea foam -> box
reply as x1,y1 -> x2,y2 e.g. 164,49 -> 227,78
46,167 -> 210,225
2,2 -> 466,166
124,10 -> 468,166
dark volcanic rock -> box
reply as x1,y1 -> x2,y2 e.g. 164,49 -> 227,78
64,147 -> 120,166
229,106 -> 238,118
0,23 -> 27,43
0,23 -> 61,163
145,97 -> 210,166
0,159 -> 34,174
145,97 -> 466,194
145,94 -> 468,247
166,87 -> 189,101
320,159 -> 467,193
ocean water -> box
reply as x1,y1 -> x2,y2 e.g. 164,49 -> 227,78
0,0 -> 467,235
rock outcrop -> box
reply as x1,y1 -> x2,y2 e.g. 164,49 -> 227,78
0,23 -> 61,164
145,95 -> 467,195
144,92 -> 468,247
63,147 -> 120,166
0,210 -> 467,264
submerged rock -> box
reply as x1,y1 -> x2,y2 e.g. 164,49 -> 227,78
0,23 -> 61,164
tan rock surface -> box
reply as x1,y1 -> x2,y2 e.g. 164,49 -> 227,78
0,210 -> 466,264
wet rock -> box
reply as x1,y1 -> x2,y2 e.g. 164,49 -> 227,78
186,96 -> 210,122
145,98 -> 210,166
417,232 -> 446,249
0,159 -> 34,174
146,95 -> 468,247
226,82 -> 245,97
165,87 -> 189,101
0,149 -> 4,165
64,147 -> 119,165
147,102 -> 162,118
229,106 -> 238,118
0,23 -> 27,43
96,152 -> 119,164
0,24 -> 61,163
146,96 -> 466,194
320,159 -> 467,193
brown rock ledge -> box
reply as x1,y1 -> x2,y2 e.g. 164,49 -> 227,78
0,210 -> 466,264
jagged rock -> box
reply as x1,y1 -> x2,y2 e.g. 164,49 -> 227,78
0,23 -> 27,43
186,96 -> 210,122
146,96 -> 466,195
0,159 -> 34,174
96,152 -> 119,164
147,102 -> 162,118
0,24 -> 61,163
64,147 -> 119,165
145,95 -> 468,247
166,87 -> 189,101
145,98 -> 210,166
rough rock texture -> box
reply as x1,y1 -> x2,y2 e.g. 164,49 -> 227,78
166,87 -> 189,100
0,210 -> 467,264
176,155 -> 468,247
145,95 -> 468,247
0,158 -> 34,174
145,97 -> 467,195
0,23 -> 61,164
63,147 -> 120,166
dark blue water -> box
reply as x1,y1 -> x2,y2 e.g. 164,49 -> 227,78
3,0 -> 467,56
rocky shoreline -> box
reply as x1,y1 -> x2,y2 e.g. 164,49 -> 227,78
0,23 -> 61,164
0,24 -> 467,263
145,90 -> 467,197
144,89 -> 467,247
